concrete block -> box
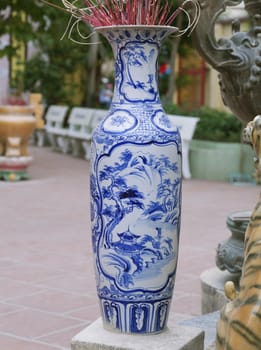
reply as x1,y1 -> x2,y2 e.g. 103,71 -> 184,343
180,311 -> 219,349
71,318 -> 204,350
200,267 -> 239,314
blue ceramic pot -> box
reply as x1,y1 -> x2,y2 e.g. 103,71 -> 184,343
90,25 -> 182,334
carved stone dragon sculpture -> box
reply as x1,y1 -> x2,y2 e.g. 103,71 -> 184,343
192,0 -> 261,123
192,1 -> 261,349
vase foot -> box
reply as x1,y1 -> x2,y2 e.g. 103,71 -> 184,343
99,297 -> 172,334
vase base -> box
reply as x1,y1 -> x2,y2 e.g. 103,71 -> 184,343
0,169 -> 30,181
102,320 -> 168,336
99,297 -> 172,334
0,156 -> 33,181
71,317 -> 204,350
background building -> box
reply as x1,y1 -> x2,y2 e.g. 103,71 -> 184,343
0,3 -> 248,110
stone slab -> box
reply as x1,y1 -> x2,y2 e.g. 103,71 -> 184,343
180,311 -> 219,349
200,267 -> 239,314
71,318 -> 204,350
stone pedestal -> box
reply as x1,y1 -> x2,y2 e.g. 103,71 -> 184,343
180,311 -> 219,350
71,318 -> 204,350
200,267 -> 240,314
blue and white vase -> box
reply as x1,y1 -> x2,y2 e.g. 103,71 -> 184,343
90,25 -> 182,334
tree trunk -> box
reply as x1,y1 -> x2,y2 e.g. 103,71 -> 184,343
85,32 -> 99,106
166,15 -> 182,104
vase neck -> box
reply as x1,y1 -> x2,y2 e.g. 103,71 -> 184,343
99,27 -> 172,105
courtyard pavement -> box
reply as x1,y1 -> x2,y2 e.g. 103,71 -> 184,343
0,145 -> 259,349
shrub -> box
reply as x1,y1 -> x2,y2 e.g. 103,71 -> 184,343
164,104 -> 243,143
164,103 -> 189,116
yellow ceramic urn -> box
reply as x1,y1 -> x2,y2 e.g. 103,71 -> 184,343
0,106 -> 36,181
0,106 -> 36,157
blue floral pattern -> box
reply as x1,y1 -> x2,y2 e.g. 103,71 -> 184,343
91,26 -> 182,334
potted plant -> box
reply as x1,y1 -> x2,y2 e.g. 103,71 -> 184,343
188,106 -> 255,182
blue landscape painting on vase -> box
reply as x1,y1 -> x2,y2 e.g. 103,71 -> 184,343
92,143 -> 181,295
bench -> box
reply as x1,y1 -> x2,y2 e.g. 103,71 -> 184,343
45,105 -> 69,150
67,110 -> 198,175
168,114 -> 199,179
43,107 -> 198,179
57,108 -> 107,158
58,107 -> 95,156
82,109 -> 107,159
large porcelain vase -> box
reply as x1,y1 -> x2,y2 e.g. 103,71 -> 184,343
90,25 -> 182,334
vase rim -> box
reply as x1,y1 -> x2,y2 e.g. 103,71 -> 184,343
0,105 -> 34,115
95,25 -> 178,34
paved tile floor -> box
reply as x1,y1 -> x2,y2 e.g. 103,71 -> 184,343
0,146 -> 259,349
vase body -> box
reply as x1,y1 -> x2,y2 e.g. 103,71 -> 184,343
90,26 -> 182,334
